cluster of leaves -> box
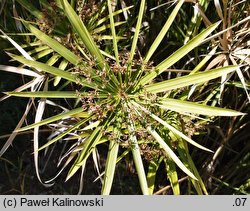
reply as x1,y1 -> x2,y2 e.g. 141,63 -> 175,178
0,0 -> 249,194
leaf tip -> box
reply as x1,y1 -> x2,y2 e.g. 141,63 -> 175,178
3,92 -> 10,95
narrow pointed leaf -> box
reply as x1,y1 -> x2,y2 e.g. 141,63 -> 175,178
148,127 -> 197,180
0,65 -> 40,77
6,91 -> 107,99
145,65 -> 237,93
16,0 -> 43,19
66,126 -> 102,181
176,138 -> 207,194
157,98 -> 244,116
129,127 -> 149,195
165,158 -> 180,195
190,46 -> 218,75
31,49 -> 54,60
60,0 -> 106,68
96,6 -> 133,26
102,140 -> 119,195
38,118 -> 89,152
140,21 -> 221,86
8,54 -> 97,89
17,107 -> 87,132
132,101 -> 212,152
129,0 -> 146,63
54,60 -> 68,86
107,0 -> 119,64
0,29 -> 33,61
93,21 -> 126,34
126,108 -> 149,194
145,0 -> 184,62
23,22 -> 80,65
147,158 -> 162,195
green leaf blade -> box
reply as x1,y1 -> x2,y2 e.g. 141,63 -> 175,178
17,107 -> 87,132
102,140 -> 119,195
8,54 -> 97,89
148,127 -> 197,181
107,0 -> 120,65
147,158 -> 162,195
60,0 -> 106,68
158,98 -> 244,116
66,126 -> 102,181
145,0 -> 185,62
132,101 -> 212,152
16,0 -> 43,19
37,118 -> 88,152
23,22 -> 80,65
164,159 -> 180,195
140,21 -> 221,86
6,91 -> 107,99
145,65 -> 237,93
129,0 -> 146,64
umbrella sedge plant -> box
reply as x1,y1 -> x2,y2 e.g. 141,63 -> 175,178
0,0 -> 244,194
